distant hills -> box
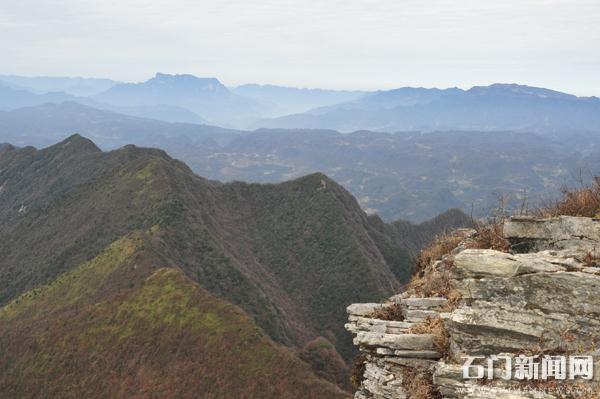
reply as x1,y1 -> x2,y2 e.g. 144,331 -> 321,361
3,73 -> 599,133
0,135 -> 471,395
0,81 -> 207,125
232,84 -> 366,116
0,101 -> 235,149
92,73 -> 264,127
257,83 -> 600,133
2,73 -> 600,219
1,101 -> 600,220
0,74 -> 118,96
0,83 -> 74,110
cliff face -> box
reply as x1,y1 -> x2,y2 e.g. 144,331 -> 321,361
347,216 -> 600,398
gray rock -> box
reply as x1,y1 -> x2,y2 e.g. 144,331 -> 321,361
354,332 -> 435,350
392,350 -> 442,359
504,216 -> 600,253
453,249 -> 568,278
401,297 -> 448,308
347,303 -> 388,317
404,309 -> 440,322
348,216 -> 600,398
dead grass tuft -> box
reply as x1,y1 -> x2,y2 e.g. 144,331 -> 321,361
539,177 -> 600,218
467,221 -> 510,252
369,303 -> 404,321
400,367 -> 442,399
415,232 -> 465,274
408,317 -> 450,358
582,251 -> 600,267
408,267 -> 454,298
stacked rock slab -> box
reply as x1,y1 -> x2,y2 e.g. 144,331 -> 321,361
346,216 -> 600,399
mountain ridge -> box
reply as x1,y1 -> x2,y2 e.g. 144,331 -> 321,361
0,135 -> 429,357
93,73 -> 265,127
255,83 -> 600,133
2,102 -> 599,221
0,231 -> 349,398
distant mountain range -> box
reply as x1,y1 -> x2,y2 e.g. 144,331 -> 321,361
0,82 -> 74,110
231,84 -> 366,116
92,73 -> 264,127
0,74 -> 118,96
0,81 -> 208,125
2,73 -> 600,220
2,73 -> 599,133
1,101 -> 599,221
258,83 -> 600,133
0,135 -> 471,396
0,101 -> 236,149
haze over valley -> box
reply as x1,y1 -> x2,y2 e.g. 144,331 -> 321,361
1,74 -> 600,221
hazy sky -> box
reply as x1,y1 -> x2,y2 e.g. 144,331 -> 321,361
1,0 -> 599,95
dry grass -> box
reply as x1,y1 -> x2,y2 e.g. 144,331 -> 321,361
400,367 -> 442,399
467,221 -> 510,252
539,177 -> 600,218
350,353 -> 367,389
408,269 -> 454,298
408,317 -> 450,358
409,218 -> 508,301
369,303 -> 404,321
410,230 -> 464,298
415,232 -> 465,274
582,251 -> 600,267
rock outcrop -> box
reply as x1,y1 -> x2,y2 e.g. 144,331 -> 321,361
347,216 -> 600,398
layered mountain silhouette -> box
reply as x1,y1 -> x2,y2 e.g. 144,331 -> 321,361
0,80 -> 207,126
0,83 -> 74,110
257,84 -> 600,133
3,74 -> 600,133
2,101 -> 600,221
0,101 -> 234,149
0,135 -> 470,396
0,74 -> 118,96
93,73 -> 265,127
231,84 -> 366,116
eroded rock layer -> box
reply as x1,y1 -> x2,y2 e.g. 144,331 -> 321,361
347,216 -> 600,398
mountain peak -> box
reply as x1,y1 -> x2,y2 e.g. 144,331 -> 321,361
54,134 -> 101,154
149,73 -> 227,93
467,83 -> 575,99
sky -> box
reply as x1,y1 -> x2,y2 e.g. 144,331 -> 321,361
1,0 -> 599,95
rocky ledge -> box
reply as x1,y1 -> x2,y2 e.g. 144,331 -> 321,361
346,216 -> 600,398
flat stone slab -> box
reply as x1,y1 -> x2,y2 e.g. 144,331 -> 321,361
354,332 -> 435,350
393,350 -> 442,359
583,267 -> 600,275
404,309 -> 440,321
346,316 -> 414,334
348,316 -> 413,329
374,348 -> 441,359
505,216 -> 600,253
453,249 -> 568,278
347,303 -> 387,316
401,297 -> 448,308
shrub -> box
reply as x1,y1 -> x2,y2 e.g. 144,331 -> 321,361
538,177 -> 600,218
414,232 -> 464,274
298,337 -> 351,391
467,220 -> 510,252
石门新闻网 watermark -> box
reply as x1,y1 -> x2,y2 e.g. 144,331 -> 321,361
462,355 -> 594,381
